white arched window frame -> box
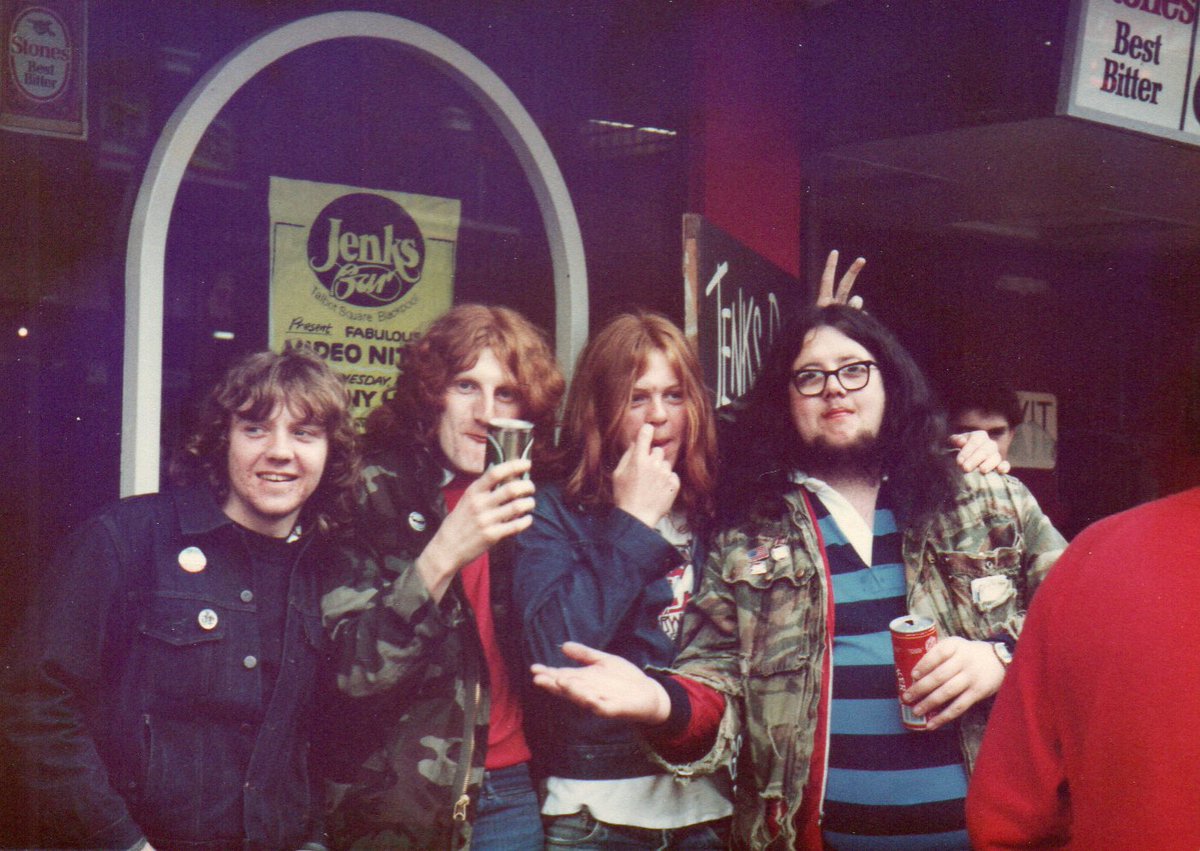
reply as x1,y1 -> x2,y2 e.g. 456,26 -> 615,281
122,11 -> 587,496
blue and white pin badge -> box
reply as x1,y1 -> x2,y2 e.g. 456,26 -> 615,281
178,546 -> 207,573
408,511 -> 427,532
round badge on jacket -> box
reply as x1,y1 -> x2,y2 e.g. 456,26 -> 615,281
408,511 -> 427,532
178,546 -> 207,573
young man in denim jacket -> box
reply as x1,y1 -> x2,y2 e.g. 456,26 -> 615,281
1,350 -> 359,850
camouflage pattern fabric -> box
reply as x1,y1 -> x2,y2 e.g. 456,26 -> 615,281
657,471 -> 1066,849
319,445 -> 491,850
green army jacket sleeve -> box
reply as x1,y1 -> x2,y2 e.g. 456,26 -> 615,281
904,470 -> 1066,773
653,483 -> 830,849
317,446 -> 491,851
321,447 -> 466,697
904,470 -> 1065,643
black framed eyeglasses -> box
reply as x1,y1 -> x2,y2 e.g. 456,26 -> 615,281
790,360 -> 877,396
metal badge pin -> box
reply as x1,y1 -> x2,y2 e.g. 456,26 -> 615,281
747,542 -> 770,575
197,608 -> 219,630
408,511 -> 427,532
178,546 -> 207,573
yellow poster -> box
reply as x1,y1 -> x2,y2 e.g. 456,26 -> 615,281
269,177 -> 460,426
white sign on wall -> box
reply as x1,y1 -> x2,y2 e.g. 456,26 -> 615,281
1061,0 -> 1200,144
1010,391 -> 1058,470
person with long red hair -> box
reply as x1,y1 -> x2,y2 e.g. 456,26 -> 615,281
319,304 -> 565,850
513,311 -> 734,849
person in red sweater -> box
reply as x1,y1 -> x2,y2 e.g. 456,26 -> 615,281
967,486 -> 1200,849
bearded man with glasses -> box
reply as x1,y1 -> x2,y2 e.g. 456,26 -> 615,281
530,304 -> 1065,850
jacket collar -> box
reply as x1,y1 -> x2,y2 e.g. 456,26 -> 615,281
173,483 -> 235,536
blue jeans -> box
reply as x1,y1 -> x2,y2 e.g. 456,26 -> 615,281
470,762 -> 543,850
543,806 -> 730,850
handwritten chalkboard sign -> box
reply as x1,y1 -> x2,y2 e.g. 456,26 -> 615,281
683,214 -> 805,407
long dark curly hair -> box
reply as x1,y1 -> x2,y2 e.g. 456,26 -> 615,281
723,304 -> 960,529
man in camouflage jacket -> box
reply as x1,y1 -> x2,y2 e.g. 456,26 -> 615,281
665,306 -> 1065,848
317,305 -> 563,849
662,468 -> 1063,848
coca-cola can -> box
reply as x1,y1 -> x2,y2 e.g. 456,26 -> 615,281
889,614 -> 938,730
486,417 -> 534,478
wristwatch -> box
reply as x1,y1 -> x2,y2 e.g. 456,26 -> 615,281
990,641 -> 1014,667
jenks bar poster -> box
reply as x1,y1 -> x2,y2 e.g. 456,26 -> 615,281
269,176 -> 462,426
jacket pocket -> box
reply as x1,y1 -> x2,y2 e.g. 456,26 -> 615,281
136,713 -> 209,839
724,544 -> 819,677
139,594 -> 226,700
931,529 -> 1025,641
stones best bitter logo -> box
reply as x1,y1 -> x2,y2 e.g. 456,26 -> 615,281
308,193 -> 425,307
8,5 -> 73,103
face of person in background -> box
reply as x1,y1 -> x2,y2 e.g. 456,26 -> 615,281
952,408 -> 1014,461
223,404 -> 329,537
436,347 -> 522,475
789,325 -> 886,456
615,349 -> 688,469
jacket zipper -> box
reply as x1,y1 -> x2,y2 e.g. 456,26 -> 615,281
452,677 -> 481,823
450,590 -> 483,838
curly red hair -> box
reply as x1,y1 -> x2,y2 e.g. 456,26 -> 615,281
364,304 -> 564,460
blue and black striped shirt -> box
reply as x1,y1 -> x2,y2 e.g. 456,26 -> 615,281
813,496 -> 970,850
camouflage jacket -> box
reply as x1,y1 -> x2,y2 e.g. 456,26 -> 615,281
319,444 -> 513,850
659,471 -> 1065,850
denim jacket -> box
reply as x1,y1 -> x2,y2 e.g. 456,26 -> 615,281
512,483 -> 687,780
319,444 -> 518,850
658,471 -> 1065,849
0,485 -> 327,851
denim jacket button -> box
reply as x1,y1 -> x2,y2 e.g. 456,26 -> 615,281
243,655 -> 258,669
240,589 -> 254,603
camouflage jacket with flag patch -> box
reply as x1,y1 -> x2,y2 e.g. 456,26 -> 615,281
318,443 -> 513,850
657,471 -> 1065,849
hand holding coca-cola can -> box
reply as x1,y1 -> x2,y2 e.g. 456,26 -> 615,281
889,614 -> 938,730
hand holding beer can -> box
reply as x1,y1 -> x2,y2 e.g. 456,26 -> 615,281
486,417 -> 534,479
889,614 -> 938,730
